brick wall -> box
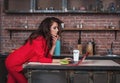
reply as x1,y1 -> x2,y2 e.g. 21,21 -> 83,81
0,0 -> 120,55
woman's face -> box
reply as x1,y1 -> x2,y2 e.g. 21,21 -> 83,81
50,22 -> 59,37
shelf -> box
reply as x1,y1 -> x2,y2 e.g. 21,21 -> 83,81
63,28 -> 120,31
4,0 -> 120,14
6,28 -> 120,39
6,28 -> 36,31
6,28 -> 120,31
63,28 -> 120,40
6,28 -> 37,39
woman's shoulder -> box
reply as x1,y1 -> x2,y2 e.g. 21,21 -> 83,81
34,36 -> 46,41
32,36 -> 46,45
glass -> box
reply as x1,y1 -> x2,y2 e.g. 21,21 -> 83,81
73,49 -> 79,62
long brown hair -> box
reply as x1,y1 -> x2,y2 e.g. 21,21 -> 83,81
24,17 -> 63,49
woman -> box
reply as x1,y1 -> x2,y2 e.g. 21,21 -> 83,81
5,17 -> 63,83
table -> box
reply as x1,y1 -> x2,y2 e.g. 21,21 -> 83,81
24,60 -> 120,83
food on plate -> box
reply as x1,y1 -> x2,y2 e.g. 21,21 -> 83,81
60,59 -> 69,65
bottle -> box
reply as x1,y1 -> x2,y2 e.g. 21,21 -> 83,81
77,38 -> 82,55
91,38 -> 96,55
86,41 -> 93,56
61,23 -> 65,29
79,23 -> 83,28
54,38 -> 61,56
108,2 -> 116,12
118,20 -> 120,29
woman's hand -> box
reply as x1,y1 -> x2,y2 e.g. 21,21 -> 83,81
52,35 -> 59,46
63,58 -> 73,63
53,58 -> 73,64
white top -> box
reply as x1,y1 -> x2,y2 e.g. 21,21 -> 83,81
26,60 -> 120,67
79,60 -> 120,66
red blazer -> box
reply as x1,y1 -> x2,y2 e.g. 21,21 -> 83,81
5,36 -> 52,72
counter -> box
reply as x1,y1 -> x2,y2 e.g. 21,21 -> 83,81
1,53 -> 120,60
0,54 -> 8,58
0,54 -> 8,83
24,60 -> 120,83
53,54 -> 120,60
24,60 -> 120,71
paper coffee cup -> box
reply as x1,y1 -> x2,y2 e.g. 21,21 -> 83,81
73,50 -> 80,62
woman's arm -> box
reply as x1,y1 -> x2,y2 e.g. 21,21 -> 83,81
49,45 -> 56,55
49,35 -> 61,63
49,35 -> 58,55
52,59 -> 60,63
